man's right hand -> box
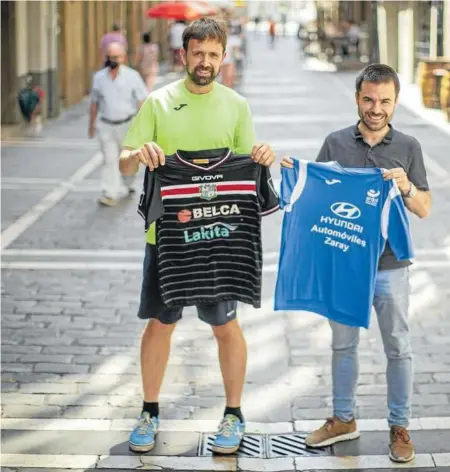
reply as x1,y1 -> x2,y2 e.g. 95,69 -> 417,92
88,126 -> 96,139
280,156 -> 293,168
134,142 -> 166,171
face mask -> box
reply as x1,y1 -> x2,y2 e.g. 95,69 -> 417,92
105,58 -> 119,69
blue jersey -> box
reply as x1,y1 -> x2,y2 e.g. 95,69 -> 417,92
274,159 -> 413,328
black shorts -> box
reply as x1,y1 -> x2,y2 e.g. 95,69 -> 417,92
138,244 -> 237,326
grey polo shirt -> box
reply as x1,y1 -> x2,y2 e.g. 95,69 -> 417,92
316,122 -> 429,270
91,65 -> 148,122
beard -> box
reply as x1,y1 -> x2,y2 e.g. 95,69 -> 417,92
186,63 -> 218,86
358,106 -> 393,132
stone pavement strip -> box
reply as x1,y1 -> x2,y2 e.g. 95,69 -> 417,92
2,35 -> 450,471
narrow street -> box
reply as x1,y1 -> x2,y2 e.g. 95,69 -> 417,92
2,34 -> 450,471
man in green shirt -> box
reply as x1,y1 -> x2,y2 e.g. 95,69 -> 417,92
119,18 -> 276,454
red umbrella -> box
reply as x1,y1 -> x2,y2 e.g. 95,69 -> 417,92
146,1 -> 216,20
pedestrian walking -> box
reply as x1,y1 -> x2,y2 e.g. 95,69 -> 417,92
281,64 -> 431,463
268,18 -> 276,47
17,75 -> 45,137
168,20 -> 186,72
253,15 -> 261,37
100,23 -> 127,66
221,21 -> 241,88
89,42 -> 148,207
135,32 -> 159,93
119,17 -> 276,455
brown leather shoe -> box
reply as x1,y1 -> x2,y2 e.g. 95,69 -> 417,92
305,417 -> 360,448
389,426 -> 415,463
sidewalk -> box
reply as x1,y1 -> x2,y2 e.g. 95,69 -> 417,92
2,36 -> 450,471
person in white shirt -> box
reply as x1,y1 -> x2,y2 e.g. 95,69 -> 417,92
169,21 -> 186,72
221,21 -> 241,88
89,42 -> 148,206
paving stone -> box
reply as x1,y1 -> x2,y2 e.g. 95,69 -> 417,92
1,393 -> 46,406
62,406 -> 141,419
2,321 -> 46,329
435,373 -> 450,382
19,383 -> 79,394
2,405 -> 62,418
45,394 -> 108,406
20,354 -> 73,363
413,373 -> 435,383
1,373 -> 61,383
42,345 -> 98,355
1,383 -> 19,392
291,397 -> 325,409
34,363 -> 90,374
238,457 -> 295,472
416,383 -> 450,394
0,337 -> 23,346
16,306 -> 63,315
1,345 -> 43,354
355,394 -> 449,407
1,313 -> 27,321
78,337 -> 138,347
292,408 -> 333,420
73,354 -> 121,364
1,354 -> 20,363
23,336 -> 74,346
1,364 -> 33,373
412,405 -> 450,416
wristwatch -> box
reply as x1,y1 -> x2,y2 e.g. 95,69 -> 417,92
403,182 -> 417,198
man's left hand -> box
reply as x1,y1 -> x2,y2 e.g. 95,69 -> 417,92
251,143 -> 276,167
383,167 -> 410,194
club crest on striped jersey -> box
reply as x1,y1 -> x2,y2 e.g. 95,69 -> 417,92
199,183 -> 217,201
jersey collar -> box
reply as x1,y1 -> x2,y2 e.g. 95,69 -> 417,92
352,121 -> 393,144
175,148 -> 232,171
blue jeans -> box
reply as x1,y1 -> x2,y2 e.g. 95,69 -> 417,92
330,267 -> 412,427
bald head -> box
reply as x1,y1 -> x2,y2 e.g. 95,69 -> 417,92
105,42 -> 126,70
106,41 -> 126,59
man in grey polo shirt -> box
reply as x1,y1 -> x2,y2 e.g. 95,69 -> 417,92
89,42 -> 148,206
282,64 -> 431,462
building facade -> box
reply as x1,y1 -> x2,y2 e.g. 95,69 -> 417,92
376,0 -> 450,83
1,0 -> 168,126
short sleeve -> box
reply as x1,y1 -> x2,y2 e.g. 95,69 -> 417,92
257,166 -> 279,216
137,168 -> 164,230
381,184 -> 414,261
407,138 -> 429,191
316,138 -> 331,163
280,159 -> 309,212
90,73 -> 101,105
133,72 -> 150,102
234,99 -> 256,154
279,164 -> 298,209
122,98 -> 156,149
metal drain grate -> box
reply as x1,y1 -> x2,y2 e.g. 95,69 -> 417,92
268,433 -> 329,458
199,433 -> 264,457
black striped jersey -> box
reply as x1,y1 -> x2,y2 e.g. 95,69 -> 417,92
138,148 -> 279,308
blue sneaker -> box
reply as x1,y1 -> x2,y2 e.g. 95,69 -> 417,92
129,412 -> 159,452
212,414 -> 245,454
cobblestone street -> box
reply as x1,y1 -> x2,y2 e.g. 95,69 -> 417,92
2,35 -> 450,471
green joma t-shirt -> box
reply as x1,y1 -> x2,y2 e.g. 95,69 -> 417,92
123,79 -> 256,244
